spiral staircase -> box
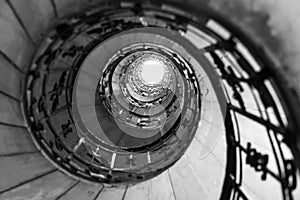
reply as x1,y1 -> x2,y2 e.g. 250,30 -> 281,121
0,0 -> 300,199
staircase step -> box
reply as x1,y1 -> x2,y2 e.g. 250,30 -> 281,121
59,181 -> 103,200
0,153 -> 56,192
0,171 -> 76,200
148,172 -> 176,200
168,156 -> 206,200
0,125 -> 37,156
124,181 -> 149,200
96,186 -> 127,200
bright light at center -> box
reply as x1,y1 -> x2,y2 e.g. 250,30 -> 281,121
140,60 -> 165,85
